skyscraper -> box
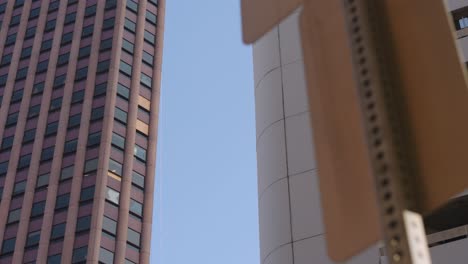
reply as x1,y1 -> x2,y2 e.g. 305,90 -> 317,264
252,1 -> 468,263
0,0 -> 164,263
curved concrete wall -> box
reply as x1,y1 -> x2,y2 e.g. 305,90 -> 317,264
252,10 -> 379,264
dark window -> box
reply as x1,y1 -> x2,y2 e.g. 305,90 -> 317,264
0,3 -> 6,14
94,82 -> 107,97
28,104 -> 41,118
84,4 -> 96,17
72,247 -> 87,263
54,74 -> 66,88
6,112 -> 19,127
51,222 -> 66,240
41,38 -> 53,52
68,113 -> 81,128
106,187 -> 120,205
1,53 -> 12,66
14,0 -> 24,8
7,208 -> 21,223
60,165 -> 74,181
13,180 -> 26,195
55,193 -> 70,210
146,11 -> 157,25
49,1 -> 59,12
26,230 -> 41,247
114,107 -> 128,124
25,27 -> 36,39
32,82 -> 45,95
10,14 -> 20,26
144,30 -> 156,45
71,89 -> 85,104
84,158 -> 98,174
48,254 -> 61,264
130,199 -> 143,217
31,201 -> 46,217
119,61 -> 132,76
140,73 -> 152,88
21,47 -> 33,59
105,0 -> 117,10
91,106 -> 104,121
117,83 -> 130,99
125,259 -> 136,264
99,247 -> 114,264
79,186 -> 94,203
75,67 -> 88,81
78,45 -> 91,59
97,60 -> 110,74
41,146 -> 54,161
23,129 -> 35,143
17,154 -> 31,170
16,67 -> 28,80
45,19 -> 56,32
142,51 -> 154,66
100,38 -> 112,51
82,24 -> 93,38
108,159 -> 122,176
127,228 -> 141,247
76,215 -> 91,232
1,238 -> 15,254
36,60 -> 49,73
132,171 -> 145,190
102,216 -> 117,235
11,89 -> 23,103
36,173 -> 49,189
124,18 -> 136,32
102,17 -> 114,31
57,53 -> 69,66
127,0 -> 138,13
1,135 -> 13,150
112,132 -> 125,150
65,12 -> 76,25
0,74 -> 7,86
122,39 -> 134,54
64,139 -> 77,154
49,97 -> 62,111
87,132 -> 101,148
0,161 -> 8,176
61,31 -> 73,45
5,33 -> 17,46
45,121 -> 59,136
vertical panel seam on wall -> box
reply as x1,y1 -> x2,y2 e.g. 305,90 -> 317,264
277,26 -> 296,264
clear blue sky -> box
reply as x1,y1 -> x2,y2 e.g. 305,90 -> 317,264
151,1 -> 259,264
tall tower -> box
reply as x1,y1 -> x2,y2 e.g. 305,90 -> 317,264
252,1 -> 468,264
0,0 -> 164,263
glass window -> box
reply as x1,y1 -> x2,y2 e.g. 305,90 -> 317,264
82,24 -> 93,38
91,106 -> 104,121
96,60 -> 110,74
122,39 -> 134,54
26,230 -> 41,247
60,165 -> 74,181
1,53 -> 12,66
51,222 -> 66,240
36,60 -> 49,73
65,12 -> 76,25
61,31 -> 73,45
127,228 -> 141,247
142,51 -> 154,66
7,208 -> 21,223
72,247 -> 87,263
32,82 -> 45,95
48,1 -> 59,12
130,199 -> 143,217
108,159 -> 122,176
21,46 -> 33,59
124,18 -> 136,32
134,145 -> 147,162
16,67 -> 28,80
45,121 -> 59,136
112,132 -> 125,150
125,259 -> 136,264
0,3 -> 6,14
41,146 -> 54,161
25,27 -> 36,39
105,0 -> 117,10
54,74 -> 66,88
6,112 -> 19,127
140,73 -> 152,88
0,74 -> 7,85
84,4 -> 96,17
55,193 -> 70,210
102,216 -> 117,235
76,215 -> 91,232
127,0 -> 138,13
30,7 -> 41,19
117,83 -> 130,99
57,53 -> 69,66
146,11 -> 157,25
79,186 -> 94,203
1,237 -> 15,254
75,67 -> 88,81
78,45 -> 91,59
71,89 -> 85,104
99,247 -> 114,263
102,17 -> 114,31
45,19 -> 56,32
49,97 -> 62,111
119,60 -> 132,76
31,201 -> 46,217
94,82 -> 107,97
48,254 -> 61,264
144,30 -> 156,45
23,129 -> 35,143
5,33 -> 17,46
1,135 -> 13,150
28,104 -> 41,118
11,89 -> 23,103
13,180 -> 27,195
68,113 -> 81,128
106,187 -> 120,205
0,161 -> 8,176
17,154 -> 31,169
36,173 -> 49,189
87,132 -> 101,148
64,139 -> 77,154
84,158 -> 98,174
41,39 -> 53,52
132,171 -> 145,189
100,38 -> 112,52
10,14 -> 20,26
114,107 -> 127,124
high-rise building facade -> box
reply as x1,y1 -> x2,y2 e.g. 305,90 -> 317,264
0,0 -> 164,263
252,1 -> 468,264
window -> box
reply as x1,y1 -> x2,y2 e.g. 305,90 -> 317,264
127,0 -> 138,13
100,38 -> 112,51
28,104 -> 41,118
10,14 -> 20,26
0,74 -> 7,86
68,113 -> 81,129
45,19 -> 56,32
23,129 -> 35,143
99,247 -> 114,263
49,1 -> 59,12
1,136 -> 13,150
94,82 -> 107,97
21,47 -> 33,59
5,33 -> 17,46
25,27 -> 36,39
75,67 -> 88,81
0,161 -> 8,176
146,11 -> 157,25
64,139 -> 77,154
1,237 -> 15,254
72,247 -> 87,263
132,171 -> 145,190
79,186 -> 94,203
91,106 -> 104,121
57,53 -> 69,66
7,208 -> 21,223
125,259 -> 136,264
71,89 -> 85,104
31,201 -> 46,217
119,60 -> 132,76
6,112 -> 19,127
112,132 -> 125,150
48,254 -> 61,264
117,83 -> 130,99
122,39 -> 134,54
96,60 -> 110,74
127,228 -> 141,247
41,39 -> 53,52
84,4 -> 96,17
65,12 -> 76,25
108,159 -> 122,176
32,82 -> 45,95
134,145 -> 147,162
61,31 -> 73,45
87,132 -> 101,148
36,173 -> 49,189
142,51 -> 154,66
16,67 -> 28,80
55,193 -> 70,210
41,146 -> 54,161
76,215 -> 91,232
106,187 -> 120,205
130,199 -> 143,217
144,30 -> 156,45
45,121 -> 59,136
13,180 -> 26,195
124,18 -> 136,32
60,165 -> 74,181
11,89 -> 23,103
140,73 -> 152,88
17,154 -> 31,170
51,222 -> 66,240
49,97 -> 62,111
84,158 -> 98,174
102,216 -> 117,235
26,230 -> 41,247
105,0 -> 117,10
114,107 -> 128,124
82,24 -> 93,38
1,53 -> 12,66
102,17 -> 114,31
36,60 -> 49,73
78,45 -> 91,59
54,74 -> 66,88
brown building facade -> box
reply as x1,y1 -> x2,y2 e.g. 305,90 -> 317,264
0,0 -> 165,263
